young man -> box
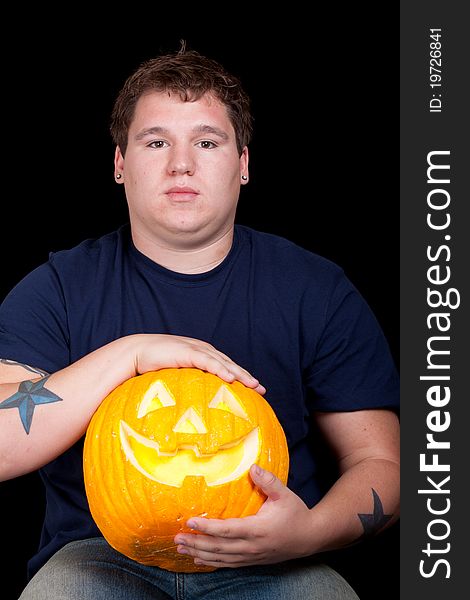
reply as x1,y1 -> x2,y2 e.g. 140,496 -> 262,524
0,48 -> 399,599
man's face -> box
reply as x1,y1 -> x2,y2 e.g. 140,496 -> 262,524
115,91 -> 248,249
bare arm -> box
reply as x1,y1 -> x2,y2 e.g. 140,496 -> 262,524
304,408 -> 400,550
0,334 -> 264,482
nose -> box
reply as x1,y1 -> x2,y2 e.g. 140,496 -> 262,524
173,407 -> 207,434
167,144 -> 195,176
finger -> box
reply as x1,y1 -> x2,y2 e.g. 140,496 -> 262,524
226,368 -> 265,393
210,355 -> 266,393
178,546 -> 246,565
174,537 -> 251,565
207,352 -> 262,389
253,382 -> 267,395
183,339 -> 261,384
185,516 -> 254,539
175,533 -> 248,555
188,348 -> 265,393
249,464 -> 286,501
192,555 -> 258,568
189,352 -> 237,383
182,337 -> 265,392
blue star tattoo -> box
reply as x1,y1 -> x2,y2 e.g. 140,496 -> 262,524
0,376 -> 62,434
356,488 -> 393,540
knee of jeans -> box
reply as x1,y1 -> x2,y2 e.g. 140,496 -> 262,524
19,540 -> 109,600
316,564 -> 360,600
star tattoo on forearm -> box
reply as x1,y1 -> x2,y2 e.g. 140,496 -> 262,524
355,488 -> 393,541
0,376 -> 62,434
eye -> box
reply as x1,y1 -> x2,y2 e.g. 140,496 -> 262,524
147,140 -> 169,149
197,140 -> 217,149
137,380 -> 176,418
209,386 -> 249,420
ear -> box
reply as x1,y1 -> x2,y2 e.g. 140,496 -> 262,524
114,146 -> 125,182
240,146 -> 249,184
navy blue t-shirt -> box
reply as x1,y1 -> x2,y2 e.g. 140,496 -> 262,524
0,224 -> 399,577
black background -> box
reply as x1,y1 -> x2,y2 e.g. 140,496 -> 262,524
1,12 -> 398,600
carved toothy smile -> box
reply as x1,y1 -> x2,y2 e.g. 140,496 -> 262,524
119,421 -> 260,487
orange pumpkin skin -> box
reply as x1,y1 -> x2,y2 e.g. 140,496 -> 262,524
83,368 -> 289,573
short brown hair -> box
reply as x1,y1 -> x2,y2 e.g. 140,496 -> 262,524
110,48 -> 253,156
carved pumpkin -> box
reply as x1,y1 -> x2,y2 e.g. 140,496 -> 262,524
83,368 -> 289,572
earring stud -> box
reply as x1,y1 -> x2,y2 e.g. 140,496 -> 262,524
116,174 -> 122,180
241,175 -> 248,181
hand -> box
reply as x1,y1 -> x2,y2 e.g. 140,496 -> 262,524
132,334 -> 265,394
174,464 -> 315,568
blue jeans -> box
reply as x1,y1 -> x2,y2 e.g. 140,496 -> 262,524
19,537 -> 359,599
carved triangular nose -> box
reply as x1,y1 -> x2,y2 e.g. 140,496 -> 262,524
173,407 -> 207,434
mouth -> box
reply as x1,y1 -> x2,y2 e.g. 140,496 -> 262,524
119,420 -> 260,487
165,187 -> 199,201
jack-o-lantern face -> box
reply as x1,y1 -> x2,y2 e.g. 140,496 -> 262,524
120,379 -> 261,487
83,368 -> 289,573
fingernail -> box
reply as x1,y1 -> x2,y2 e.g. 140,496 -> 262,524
252,464 -> 263,477
187,519 -> 197,529
177,547 -> 188,554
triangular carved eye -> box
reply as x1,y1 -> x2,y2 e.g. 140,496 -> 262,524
173,407 -> 207,434
137,380 -> 176,418
208,386 -> 249,420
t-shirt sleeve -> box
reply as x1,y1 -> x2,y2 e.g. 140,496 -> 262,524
304,270 -> 399,413
0,261 -> 70,374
